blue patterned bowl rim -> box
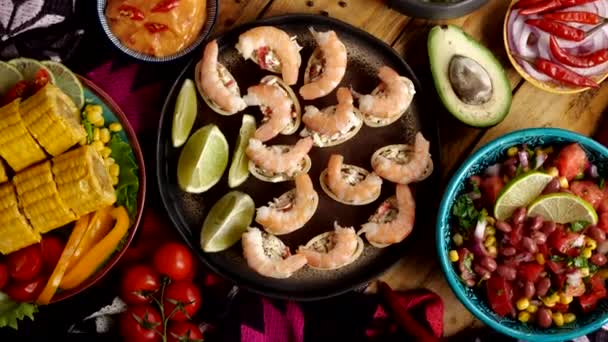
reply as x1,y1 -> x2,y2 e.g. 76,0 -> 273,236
95,0 -> 218,62
436,128 -> 608,341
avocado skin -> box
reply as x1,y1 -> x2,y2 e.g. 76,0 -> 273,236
427,25 -> 512,128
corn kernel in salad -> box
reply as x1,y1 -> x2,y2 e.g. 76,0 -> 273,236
109,122 -> 123,132
449,250 -> 459,262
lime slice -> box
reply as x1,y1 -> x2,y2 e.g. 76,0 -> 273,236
494,171 -> 554,221
172,79 -> 198,148
0,61 -> 23,96
177,124 -> 228,193
41,60 -> 84,109
528,193 -> 598,225
200,191 -> 255,252
228,114 -> 256,188
8,58 -> 55,84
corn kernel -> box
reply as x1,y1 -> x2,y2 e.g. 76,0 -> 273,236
544,146 -> 554,154
484,236 -> 496,248
109,164 -> 120,177
586,238 -> 597,250
104,157 -> 115,166
598,268 -> 608,279
93,127 -> 100,141
559,176 -> 569,189
547,167 -> 559,177
100,128 -> 111,143
535,148 -> 543,156
91,140 -> 104,152
563,313 -> 576,324
543,294 -> 559,307
109,122 -> 123,132
518,311 -> 531,323
582,248 -> 592,259
581,267 -> 590,277
449,250 -> 459,262
549,292 -> 560,303
487,245 -> 497,255
536,253 -> 546,265
486,216 -> 496,225
100,147 -> 112,158
78,137 -> 87,145
93,117 -> 105,127
86,107 -> 102,122
552,312 -> 564,327
485,226 -> 496,236
111,175 -> 119,186
516,298 -> 530,311
453,233 -> 463,247
86,104 -> 102,116
559,294 -> 573,305
507,146 -> 519,157
526,304 -> 538,314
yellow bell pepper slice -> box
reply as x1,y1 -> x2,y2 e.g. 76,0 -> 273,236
65,206 -> 114,271
60,206 -> 130,290
37,214 -> 92,305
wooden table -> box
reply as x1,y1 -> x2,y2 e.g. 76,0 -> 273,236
215,0 -> 608,337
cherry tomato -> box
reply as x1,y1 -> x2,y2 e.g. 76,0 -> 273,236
554,143 -> 588,181
479,176 -> 504,207
6,244 -> 43,281
571,181 -> 604,209
1,80 -> 28,105
518,263 -> 544,283
119,305 -> 162,342
40,235 -> 65,272
30,69 -> 50,93
120,265 -> 161,305
0,262 -> 8,290
153,242 -> 194,281
163,280 -> 201,321
167,321 -> 204,342
4,274 -> 46,302
486,275 -> 515,317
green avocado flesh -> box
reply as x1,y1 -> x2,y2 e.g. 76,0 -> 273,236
428,25 -> 512,127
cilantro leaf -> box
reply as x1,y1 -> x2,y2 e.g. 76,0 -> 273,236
109,133 -> 139,218
463,252 -> 474,273
551,255 -> 565,262
471,179 -> 481,195
570,221 -> 589,232
571,256 -> 588,268
452,195 -> 480,232
0,292 -> 37,329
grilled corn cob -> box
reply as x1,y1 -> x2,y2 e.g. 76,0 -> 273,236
0,99 -> 47,172
13,161 -> 76,233
20,84 -> 86,156
52,145 -> 116,216
0,159 -> 9,184
0,182 -> 41,254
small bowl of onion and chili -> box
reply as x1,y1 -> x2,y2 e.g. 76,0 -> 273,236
504,0 -> 608,94
437,128 -> 608,341
97,0 -> 218,62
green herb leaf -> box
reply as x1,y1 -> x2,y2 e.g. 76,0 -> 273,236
590,264 -> 599,274
574,173 -> 585,180
80,110 -> 94,144
571,256 -> 588,268
471,179 -> 481,195
515,164 -> 524,176
550,254 -> 565,262
570,221 -> 589,232
0,292 -> 37,329
600,178 -> 605,190
109,133 -> 139,218
452,195 -> 480,232
463,252 -> 474,274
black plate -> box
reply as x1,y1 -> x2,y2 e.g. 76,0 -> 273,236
157,14 -> 439,301
388,0 -> 489,20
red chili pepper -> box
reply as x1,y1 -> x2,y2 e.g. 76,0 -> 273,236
117,5 -> 144,21
543,11 -> 602,24
559,0 -> 598,7
518,55 -> 599,88
526,19 -> 585,41
144,23 -> 169,34
549,36 -> 608,68
520,0 -> 561,15
514,0 -> 546,8
151,0 -> 180,13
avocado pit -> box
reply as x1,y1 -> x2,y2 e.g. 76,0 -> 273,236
448,55 -> 493,105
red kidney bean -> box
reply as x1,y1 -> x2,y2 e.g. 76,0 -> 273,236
497,264 -> 517,281
522,237 -> 538,253
591,253 -> 607,266
500,246 -> 517,257
537,308 -> 553,328
536,277 -> 551,297
523,281 -> 536,299
474,264 -> 491,280
542,178 -> 561,194
531,231 -> 547,245
480,257 -> 497,272
588,226 -> 607,242
542,221 -> 557,235
528,216 -> 544,230
504,157 -> 517,167
496,220 -> 512,233
512,207 -> 527,225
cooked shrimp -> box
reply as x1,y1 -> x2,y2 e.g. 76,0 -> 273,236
356,66 -> 415,118
243,84 -> 292,142
297,222 -> 360,269
372,132 -> 432,184
299,28 -> 347,100
242,227 -> 307,279
324,154 -> 382,205
246,137 -> 313,176
302,87 -> 357,135
359,184 -> 415,246
256,174 -> 318,235
197,40 -> 246,114
235,26 -> 301,85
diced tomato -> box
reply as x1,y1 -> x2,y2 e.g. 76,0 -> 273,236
486,275 -> 515,317
598,198 -> 608,214
538,243 -> 549,257
571,181 -> 604,209
552,303 -> 570,313
480,176 -> 504,208
578,275 -> 607,313
547,260 -> 566,275
563,277 -> 586,297
589,275 -> 607,298
553,143 -> 589,181
598,212 -> 608,233
549,229 -> 582,255
518,263 -> 544,283
580,293 -> 599,312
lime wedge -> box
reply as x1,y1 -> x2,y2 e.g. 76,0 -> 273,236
201,191 -> 255,252
228,114 -> 256,188
41,61 -> 84,109
172,79 -> 198,148
0,61 -> 23,96
177,124 -> 228,193
528,193 -> 598,225
494,171 -> 554,221
8,58 -> 55,84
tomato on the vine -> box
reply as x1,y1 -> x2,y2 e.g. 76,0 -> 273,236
6,244 -> 42,281
0,262 -> 8,290
4,274 -> 46,302
163,280 -> 201,321
120,265 -> 161,305
41,235 -> 65,272
119,305 -> 162,342
153,242 -> 194,281
167,321 -> 204,342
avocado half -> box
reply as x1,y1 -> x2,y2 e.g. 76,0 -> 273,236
428,25 -> 511,127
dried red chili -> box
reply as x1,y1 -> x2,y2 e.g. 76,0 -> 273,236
520,0 -> 562,15
543,11 -> 602,24
517,55 -> 599,88
549,36 -> 608,68
144,23 -> 169,34
514,0 -> 546,9
559,0 -> 598,7
117,5 -> 144,21
525,19 -> 585,41
151,0 -> 180,13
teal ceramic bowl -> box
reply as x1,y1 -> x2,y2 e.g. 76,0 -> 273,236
437,128 -> 608,341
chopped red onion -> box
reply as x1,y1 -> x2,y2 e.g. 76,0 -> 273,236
518,151 -> 529,169
485,164 -> 501,177
588,164 -> 599,178
474,219 -> 487,241
534,153 -> 547,169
